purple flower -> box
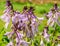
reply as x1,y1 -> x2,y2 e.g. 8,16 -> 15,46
47,17 -> 55,27
55,12 -> 60,26
6,41 -> 14,46
43,27 -> 50,42
4,31 -> 14,39
4,32 -> 11,36
0,13 -> 10,29
16,31 -> 24,39
46,11 -> 53,18
16,38 -> 30,46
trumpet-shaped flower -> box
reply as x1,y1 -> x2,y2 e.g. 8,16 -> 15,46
6,41 -> 14,46
43,28 -> 50,42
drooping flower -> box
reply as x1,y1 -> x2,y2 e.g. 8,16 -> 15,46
0,13 -> 11,29
4,31 -> 14,39
46,11 -> 53,19
16,31 -> 24,39
20,40 -> 30,46
0,4 -> 13,29
43,27 -> 50,42
6,41 -> 14,46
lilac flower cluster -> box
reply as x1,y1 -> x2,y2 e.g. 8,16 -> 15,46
0,0 -> 44,46
45,3 -> 60,27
